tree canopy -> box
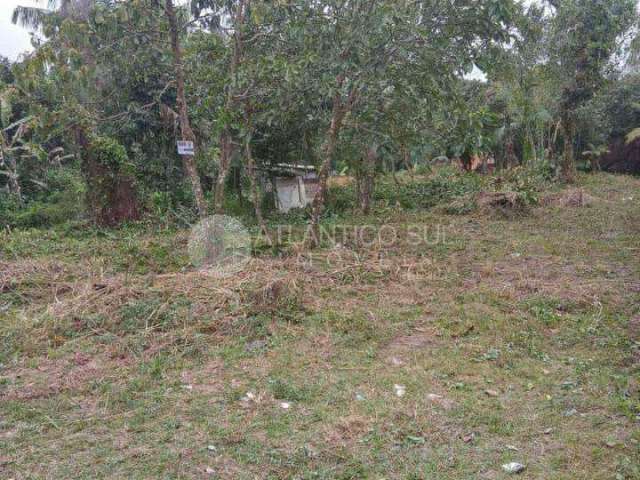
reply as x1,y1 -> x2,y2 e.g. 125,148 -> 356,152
1,0 -> 638,229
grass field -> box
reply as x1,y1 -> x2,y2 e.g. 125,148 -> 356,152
1,172 -> 639,479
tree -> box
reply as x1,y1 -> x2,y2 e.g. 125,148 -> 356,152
212,0 -> 248,214
270,0 -> 514,246
548,0 -> 637,182
12,0 -> 144,225
163,0 -> 208,217
0,57 -> 13,85
165,0 -> 255,216
13,0 -> 213,220
484,3 -> 556,167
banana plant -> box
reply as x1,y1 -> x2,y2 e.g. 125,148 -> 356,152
581,143 -> 609,171
0,87 -> 32,204
12,0 -> 93,29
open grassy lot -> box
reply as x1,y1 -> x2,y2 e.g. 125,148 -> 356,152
1,173 -> 639,479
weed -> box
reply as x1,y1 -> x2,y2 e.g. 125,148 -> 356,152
268,377 -> 312,402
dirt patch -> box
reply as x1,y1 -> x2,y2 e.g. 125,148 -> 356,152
180,359 -> 225,395
1,354 -> 112,401
381,327 -> 442,366
203,455 -> 247,478
0,428 -> 18,440
425,392 -> 456,411
323,415 -> 371,446
387,331 -> 437,350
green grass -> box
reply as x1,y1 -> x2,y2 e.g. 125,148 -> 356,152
1,172 -> 639,479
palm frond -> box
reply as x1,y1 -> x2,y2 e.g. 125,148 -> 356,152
3,117 -> 33,134
626,128 -> 640,145
11,1 -> 74,28
29,178 -> 49,189
11,5 -> 50,29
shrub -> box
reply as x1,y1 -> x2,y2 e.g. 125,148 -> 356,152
11,201 -> 75,228
90,136 -> 133,175
326,182 -> 357,216
492,165 -> 553,207
375,168 -> 483,210
0,168 -> 85,228
0,194 -> 20,228
84,136 -> 140,226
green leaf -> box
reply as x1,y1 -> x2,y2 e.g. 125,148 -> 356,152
626,128 -> 640,145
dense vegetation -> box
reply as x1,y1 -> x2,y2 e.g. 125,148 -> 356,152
0,0 -> 638,233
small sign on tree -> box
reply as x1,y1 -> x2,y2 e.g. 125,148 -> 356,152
177,140 -> 195,156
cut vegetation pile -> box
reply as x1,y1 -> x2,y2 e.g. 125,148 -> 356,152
541,188 -> 597,208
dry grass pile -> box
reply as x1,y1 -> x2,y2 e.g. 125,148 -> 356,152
476,191 -> 529,216
0,258 -> 308,357
0,259 -> 68,294
541,188 -> 597,208
1,243 -> 440,355
45,274 -> 147,321
17,256 -> 309,341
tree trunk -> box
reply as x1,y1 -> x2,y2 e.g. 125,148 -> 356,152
505,133 -> 517,169
214,128 -> 232,214
526,128 -> 536,164
306,77 -> 356,248
307,82 -> 348,248
357,144 -> 377,215
213,0 -> 247,215
547,119 -> 561,161
402,146 -> 413,172
243,121 -> 273,246
460,151 -> 473,171
560,111 -> 577,183
5,156 -> 22,204
400,144 -> 415,180
165,0 -> 207,218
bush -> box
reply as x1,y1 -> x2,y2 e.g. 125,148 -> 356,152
11,201 -> 76,228
325,182 -> 357,216
322,168 -> 484,215
0,194 -> 20,228
375,168 -> 483,210
90,136 -> 132,174
492,164 -> 553,206
0,168 -> 85,229
85,136 -> 140,226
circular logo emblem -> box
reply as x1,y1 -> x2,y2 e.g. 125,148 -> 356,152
188,215 -> 251,276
